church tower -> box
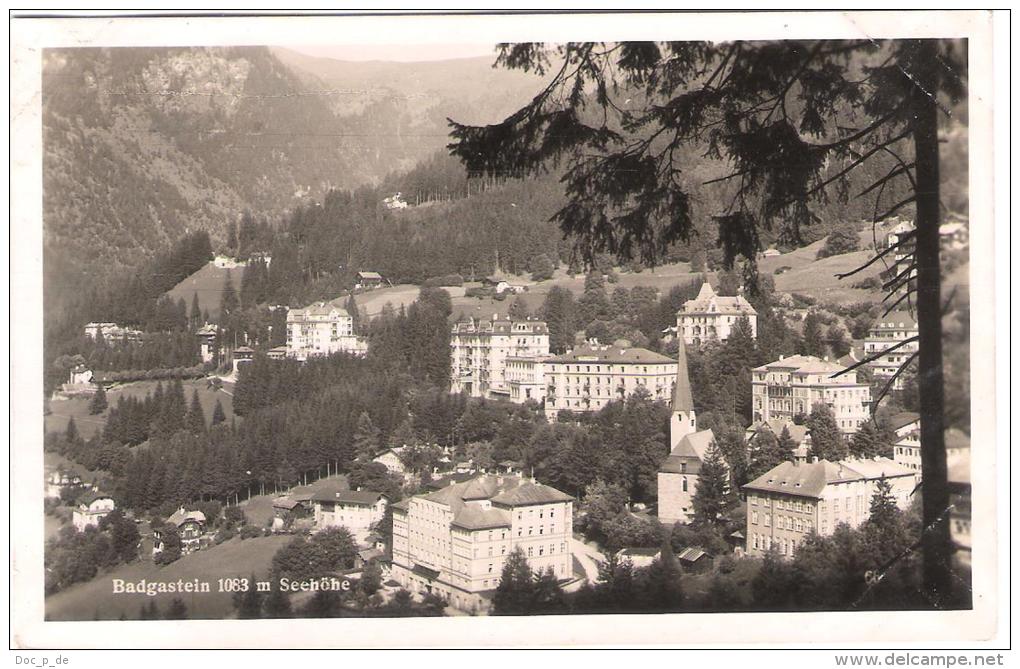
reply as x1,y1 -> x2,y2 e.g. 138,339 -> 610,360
670,337 -> 697,450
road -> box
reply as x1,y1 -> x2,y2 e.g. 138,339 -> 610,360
570,537 -> 606,585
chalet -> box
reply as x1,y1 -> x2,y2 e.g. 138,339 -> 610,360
154,507 -> 207,555
72,492 -> 115,532
355,271 -> 385,290
196,323 -> 218,363
373,448 -> 407,476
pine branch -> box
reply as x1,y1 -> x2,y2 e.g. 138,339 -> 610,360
830,335 -> 919,378
835,231 -> 916,280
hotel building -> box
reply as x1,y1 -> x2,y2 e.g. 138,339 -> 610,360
450,318 -> 549,401
677,282 -> 757,347
751,355 -> 872,434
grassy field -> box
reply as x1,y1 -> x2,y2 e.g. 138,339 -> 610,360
165,262 -> 244,320
45,535 -> 291,620
46,378 -> 236,441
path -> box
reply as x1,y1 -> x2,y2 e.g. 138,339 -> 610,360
570,537 -> 605,584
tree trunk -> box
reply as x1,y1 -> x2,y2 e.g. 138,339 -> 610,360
910,39 -> 952,607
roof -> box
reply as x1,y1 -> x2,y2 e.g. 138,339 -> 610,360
680,282 -> 757,316
753,354 -> 845,375
412,564 -> 441,580
677,547 -> 709,562
743,457 -> 915,498
358,548 -> 384,562
490,481 -> 574,507
947,450 -> 970,486
451,318 -> 549,336
168,509 -> 207,526
742,460 -> 861,498
423,472 -> 477,490
390,498 -> 411,512
450,506 -> 511,531
870,311 -> 918,331
289,301 -> 350,319
272,497 -> 300,510
617,547 -> 661,558
312,489 -> 387,505
78,491 -> 114,506
887,411 -> 921,431
547,342 -> 677,366
659,429 -> 715,475
672,339 -> 694,413
357,271 -> 383,279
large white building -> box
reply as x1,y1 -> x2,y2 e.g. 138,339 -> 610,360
743,457 -> 917,559
657,339 -> 718,524
72,493 -> 116,532
864,311 -> 919,390
543,341 -> 677,419
751,355 -> 872,434
677,282 -> 757,347
390,473 -> 574,613
286,300 -> 368,360
450,317 -> 550,401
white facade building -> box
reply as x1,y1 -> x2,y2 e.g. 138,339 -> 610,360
391,473 -> 573,613
864,311 -> 919,389
677,282 -> 757,347
286,301 -> 368,360
450,318 -> 549,401
543,341 -> 677,420
312,489 -> 388,534
752,355 -> 872,434
72,493 -> 116,532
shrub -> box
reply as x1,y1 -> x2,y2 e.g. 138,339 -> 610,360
240,525 -> 263,540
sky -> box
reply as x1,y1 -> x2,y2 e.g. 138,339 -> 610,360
285,43 -> 497,63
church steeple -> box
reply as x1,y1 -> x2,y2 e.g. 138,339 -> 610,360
670,338 -> 697,449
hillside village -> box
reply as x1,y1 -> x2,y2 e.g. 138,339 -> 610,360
39,42 -> 973,621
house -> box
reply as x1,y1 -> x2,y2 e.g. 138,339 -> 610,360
745,419 -> 811,462
267,345 -> 289,360
762,248 -> 782,258
677,547 -> 713,573
742,457 -> 917,559
373,448 -> 407,476
157,507 -> 208,554
544,340 -> 678,420
864,312 -> 919,389
59,364 -> 98,398
450,317 -> 550,402
658,339 -> 718,524
677,282 -> 758,347
271,496 -> 304,531
356,547 -> 385,569
72,493 -> 116,532
390,473 -> 574,613
212,255 -> 247,269
83,322 -> 143,343
232,346 -> 254,374
312,488 -> 388,534
751,355 -> 872,434
355,271 -> 385,290
383,193 -> 408,210
287,300 -> 368,360
196,323 -> 218,363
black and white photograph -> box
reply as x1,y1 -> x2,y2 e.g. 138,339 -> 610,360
9,9 -> 1006,652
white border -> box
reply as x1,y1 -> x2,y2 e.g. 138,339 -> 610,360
9,9 -> 1005,650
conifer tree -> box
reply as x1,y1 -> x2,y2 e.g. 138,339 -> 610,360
185,389 -> 206,434
492,547 -> 537,615
65,417 -> 79,443
353,412 -> 382,461
233,572 -> 264,619
88,384 -> 108,415
211,399 -> 227,426
801,312 -> 828,358
806,403 -> 848,462
262,580 -> 292,618
190,292 -> 202,329
691,441 -> 735,527
345,293 -> 361,335
165,598 -> 188,620
220,273 -> 239,320
541,285 -> 579,353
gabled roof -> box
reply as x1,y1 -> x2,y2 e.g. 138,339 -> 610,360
753,354 -> 845,375
677,547 -> 709,562
272,496 -> 300,510
78,491 -> 114,507
750,419 -> 808,444
680,282 -> 757,316
841,457 -> 916,481
659,429 -> 715,475
168,509 -> 206,527
357,271 -> 383,279
947,450 -> 970,486
870,311 -> 918,331
945,427 -> 971,451
887,411 -> 921,431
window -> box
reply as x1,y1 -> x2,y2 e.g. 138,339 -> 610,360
539,547 -> 544,556
539,526 -> 544,535
752,511 -> 758,525
527,547 -> 534,557
488,564 -> 493,573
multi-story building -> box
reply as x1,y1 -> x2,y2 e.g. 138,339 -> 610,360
505,356 -> 548,404
286,300 -> 368,360
543,341 -> 677,419
743,457 -> 917,559
864,311 -> 919,389
657,340 -> 718,524
888,412 -> 922,471
450,317 -> 549,401
390,473 -> 574,613
677,282 -> 757,347
751,355 -> 872,434
196,323 -> 218,363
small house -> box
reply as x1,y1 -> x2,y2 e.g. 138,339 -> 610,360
155,507 -> 207,554
312,488 -> 388,533
372,448 -> 407,476
677,546 -> 713,574
355,271 -> 385,290
615,547 -> 661,569
72,493 -> 115,532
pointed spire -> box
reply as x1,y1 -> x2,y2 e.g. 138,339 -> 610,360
672,337 -> 695,413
